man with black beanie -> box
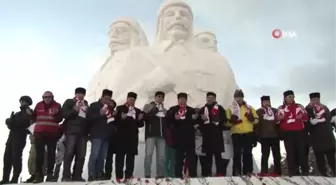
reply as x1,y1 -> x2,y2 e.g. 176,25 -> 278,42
167,92 -> 198,178
305,92 -> 335,176
61,87 -> 89,181
114,92 -> 144,183
198,92 -> 228,176
256,96 -> 281,176
277,90 -> 309,176
142,91 -> 168,178
86,89 -> 114,181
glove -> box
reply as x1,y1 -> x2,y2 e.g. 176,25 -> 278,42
230,114 -> 239,124
246,113 -> 255,122
310,118 -> 319,125
252,140 -> 257,147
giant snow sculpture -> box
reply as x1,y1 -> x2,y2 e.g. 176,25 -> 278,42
86,0 -> 253,178
86,18 -> 149,103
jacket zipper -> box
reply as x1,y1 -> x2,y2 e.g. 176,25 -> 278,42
160,117 -> 162,137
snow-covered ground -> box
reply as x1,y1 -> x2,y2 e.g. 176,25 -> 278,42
18,176 -> 336,185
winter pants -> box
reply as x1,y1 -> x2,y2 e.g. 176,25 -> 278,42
144,137 -> 166,177
196,155 -> 207,177
115,153 -> 135,179
260,138 -> 281,175
282,130 -> 309,176
2,138 -> 26,181
63,134 -> 87,179
28,144 -> 48,176
104,138 -> 116,179
203,152 -> 225,176
232,133 -> 254,175
34,133 -> 57,176
175,148 -> 197,178
164,145 -> 176,177
314,148 -> 336,176
88,138 -> 108,179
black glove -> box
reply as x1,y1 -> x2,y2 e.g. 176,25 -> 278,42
306,108 -> 315,119
246,114 -> 255,122
230,114 -> 239,124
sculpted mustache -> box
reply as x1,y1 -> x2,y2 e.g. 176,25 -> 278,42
168,23 -> 187,30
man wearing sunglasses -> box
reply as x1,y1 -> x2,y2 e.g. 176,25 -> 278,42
32,91 -> 62,183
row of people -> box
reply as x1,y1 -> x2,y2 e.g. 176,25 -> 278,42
1,88 -> 335,184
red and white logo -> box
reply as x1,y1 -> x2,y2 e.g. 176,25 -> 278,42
272,29 -> 297,39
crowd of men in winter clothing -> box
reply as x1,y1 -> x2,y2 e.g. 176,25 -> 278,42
1,87 -> 336,184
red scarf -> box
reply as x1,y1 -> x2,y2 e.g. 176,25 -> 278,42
210,104 -> 219,115
307,103 -> 325,119
178,104 -> 186,117
106,105 -> 113,119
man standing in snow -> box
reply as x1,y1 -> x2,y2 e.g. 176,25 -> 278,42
198,92 -> 227,176
103,99 -> 118,180
277,90 -> 309,176
305,92 -> 336,176
256,96 -> 281,176
226,89 -> 259,176
167,93 -> 198,178
87,89 -> 114,181
114,92 -> 144,183
1,96 -> 33,184
32,91 -> 62,183
143,91 -> 167,178
61,87 -> 89,182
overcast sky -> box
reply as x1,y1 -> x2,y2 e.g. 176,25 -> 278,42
0,0 -> 334,179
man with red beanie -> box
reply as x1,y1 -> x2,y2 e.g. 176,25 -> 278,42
277,90 -> 309,176
32,91 -> 62,183
61,87 -> 89,182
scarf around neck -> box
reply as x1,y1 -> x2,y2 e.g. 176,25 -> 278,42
125,103 -> 136,119
177,104 -> 187,120
262,106 -> 275,120
231,101 -> 250,120
278,103 -> 305,124
155,102 -> 165,117
204,103 -> 219,125
74,97 -> 88,118
307,103 -> 326,124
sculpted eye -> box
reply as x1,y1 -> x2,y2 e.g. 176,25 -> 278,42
180,10 -> 190,18
165,11 -> 174,17
202,38 -> 210,43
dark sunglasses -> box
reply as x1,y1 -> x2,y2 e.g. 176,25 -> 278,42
43,96 -> 53,99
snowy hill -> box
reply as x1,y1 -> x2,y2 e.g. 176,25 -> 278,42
17,176 -> 336,185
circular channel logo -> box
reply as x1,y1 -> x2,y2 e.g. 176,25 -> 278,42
272,29 -> 282,39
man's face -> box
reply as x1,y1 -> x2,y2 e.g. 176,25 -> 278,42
109,22 -> 132,52
262,100 -> 271,107
101,95 -> 112,104
43,92 -> 53,104
206,95 -> 216,104
285,95 -> 295,104
178,97 -> 187,105
20,100 -> 28,107
127,97 -> 136,105
108,100 -> 116,108
75,93 -> 85,101
195,33 -> 217,52
155,95 -> 165,104
162,6 -> 192,40
235,97 -> 244,104
310,98 -> 320,105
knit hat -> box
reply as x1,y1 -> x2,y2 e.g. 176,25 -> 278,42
75,87 -> 86,94
127,92 -> 137,99
309,92 -> 320,99
283,90 -> 294,98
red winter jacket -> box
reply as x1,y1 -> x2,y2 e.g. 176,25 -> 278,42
33,101 -> 62,133
277,103 -> 308,131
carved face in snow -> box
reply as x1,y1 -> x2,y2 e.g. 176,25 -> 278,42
109,22 -> 133,52
162,6 -> 192,40
194,32 -> 217,52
